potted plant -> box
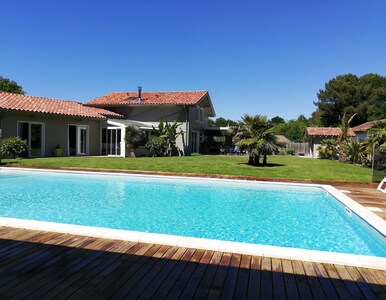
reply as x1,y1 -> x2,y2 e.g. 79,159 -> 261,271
54,145 -> 62,157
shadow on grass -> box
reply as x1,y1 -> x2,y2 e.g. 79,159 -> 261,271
237,162 -> 286,167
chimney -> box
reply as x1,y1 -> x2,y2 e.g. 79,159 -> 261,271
138,86 -> 142,102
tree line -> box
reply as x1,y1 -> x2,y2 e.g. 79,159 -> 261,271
210,73 -> 386,142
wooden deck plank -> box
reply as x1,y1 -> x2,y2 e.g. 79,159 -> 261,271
356,267 -> 386,299
1,236 -> 101,299
260,257 -> 273,300
137,247 -> 188,299
165,249 -> 206,299
302,261 -> 327,300
271,258 -> 286,300
193,251 -> 223,300
63,241 -> 138,299
344,266 -> 378,300
151,248 -> 196,299
246,256 -> 261,300
53,241 -> 141,299
107,244 -> 172,299
206,252 -> 232,300
281,259 -> 300,300
219,253 -> 242,300
0,233 -> 83,293
313,263 -> 340,299
122,246 -> 180,299
292,260 -> 313,300
23,239 -> 121,299
334,264 -> 365,299
233,255 -> 251,300
0,226 -> 385,299
92,243 -> 162,299
10,238 -> 135,299
179,250 -> 214,300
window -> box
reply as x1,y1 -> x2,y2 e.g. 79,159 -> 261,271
197,107 -> 204,123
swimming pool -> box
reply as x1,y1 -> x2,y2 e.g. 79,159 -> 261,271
0,168 -> 385,267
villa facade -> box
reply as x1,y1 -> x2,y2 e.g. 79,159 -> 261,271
0,89 -> 215,157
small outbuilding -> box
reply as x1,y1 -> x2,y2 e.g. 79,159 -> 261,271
305,127 -> 355,158
352,119 -> 386,140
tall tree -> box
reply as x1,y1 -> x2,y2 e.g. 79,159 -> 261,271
0,76 -> 25,94
313,73 -> 386,126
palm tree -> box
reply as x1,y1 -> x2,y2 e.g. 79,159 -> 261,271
151,120 -> 183,156
338,113 -> 356,162
234,114 -> 279,166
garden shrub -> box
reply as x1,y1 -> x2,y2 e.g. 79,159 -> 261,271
146,136 -> 166,157
0,136 -> 29,158
317,139 -> 338,160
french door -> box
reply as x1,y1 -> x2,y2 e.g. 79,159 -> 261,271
69,125 -> 88,156
17,122 -> 44,157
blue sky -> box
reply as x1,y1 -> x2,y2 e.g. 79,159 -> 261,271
1,0 -> 385,120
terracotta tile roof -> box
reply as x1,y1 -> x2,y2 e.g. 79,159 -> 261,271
305,127 -> 356,137
85,91 -> 209,106
0,92 -> 123,119
275,135 -> 291,144
352,119 -> 386,132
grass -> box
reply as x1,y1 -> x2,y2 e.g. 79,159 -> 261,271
2,155 -> 383,183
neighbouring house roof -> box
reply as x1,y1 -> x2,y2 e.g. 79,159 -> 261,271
0,92 -> 123,119
85,90 -> 216,116
352,119 -> 386,132
305,127 -> 355,137
275,135 -> 291,144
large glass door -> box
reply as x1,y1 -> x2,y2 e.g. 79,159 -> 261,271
18,122 -> 44,157
102,128 -> 121,156
68,125 -> 88,156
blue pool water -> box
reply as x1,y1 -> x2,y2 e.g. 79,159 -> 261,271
0,168 -> 385,257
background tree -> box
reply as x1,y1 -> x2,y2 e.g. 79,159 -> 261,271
0,76 -> 25,94
313,73 -> 386,126
208,117 -> 238,127
270,116 -> 285,126
273,115 -> 309,142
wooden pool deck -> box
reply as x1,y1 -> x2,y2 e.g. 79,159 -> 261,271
0,226 -> 385,299
0,179 -> 385,299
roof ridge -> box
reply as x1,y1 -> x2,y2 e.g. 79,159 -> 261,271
108,90 -> 208,94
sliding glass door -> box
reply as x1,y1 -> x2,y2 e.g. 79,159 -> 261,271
68,125 -> 88,156
17,122 -> 44,157
102,128 -> 121,156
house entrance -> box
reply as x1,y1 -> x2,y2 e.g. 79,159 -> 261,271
17,122 -> 44,157
69,125 -> 88,156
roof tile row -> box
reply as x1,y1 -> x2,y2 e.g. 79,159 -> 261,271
0,92 -> 123,119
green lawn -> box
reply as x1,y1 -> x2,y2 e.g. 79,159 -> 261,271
2,155 -> 383,183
